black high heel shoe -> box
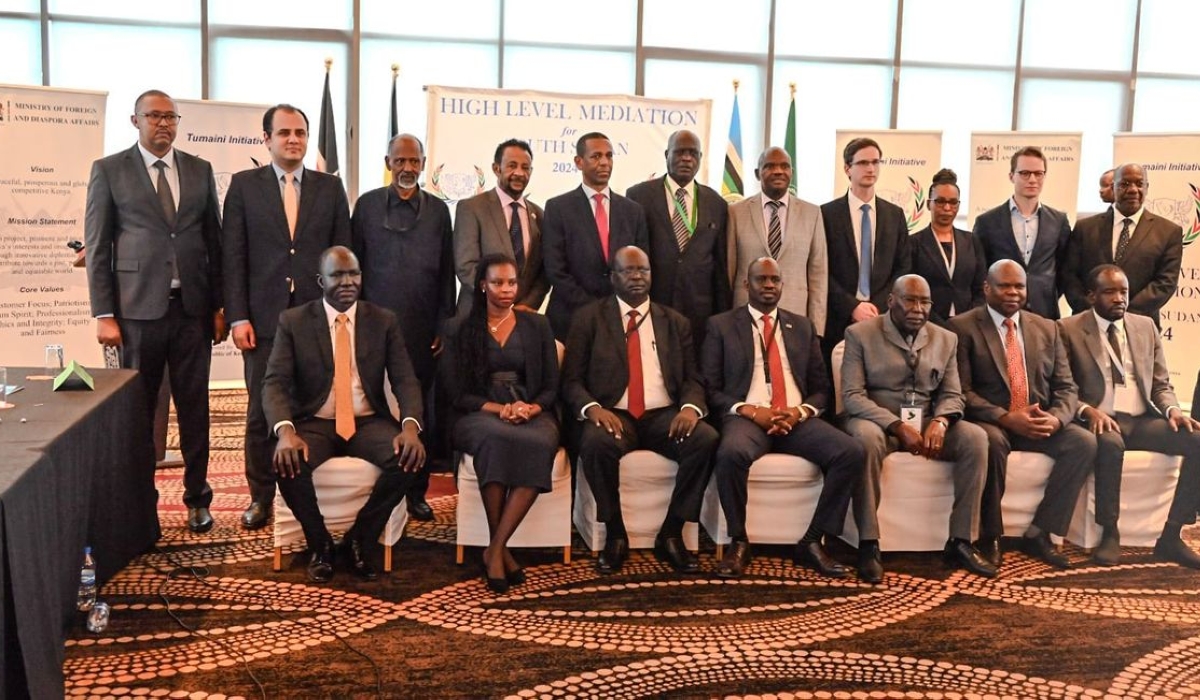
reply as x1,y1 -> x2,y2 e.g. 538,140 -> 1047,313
506,567 -> 526,586
481,553 -> 510,594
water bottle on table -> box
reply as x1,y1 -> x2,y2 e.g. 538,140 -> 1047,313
76,546 -> 96,611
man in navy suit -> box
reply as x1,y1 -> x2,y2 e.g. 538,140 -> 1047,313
542,132 -> 649,340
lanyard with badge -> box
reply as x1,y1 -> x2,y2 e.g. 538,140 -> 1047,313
754,315 -> 780,392
1103,323 -> 1127,386
900,342 -> 924,431
666,180 -> 697,237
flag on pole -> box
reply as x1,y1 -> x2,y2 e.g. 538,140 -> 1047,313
721,81 -> 744,202
316,58 -> 340,177
384,64 -> 399,186
784,82 -> 797,195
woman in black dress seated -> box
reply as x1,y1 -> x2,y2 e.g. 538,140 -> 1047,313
910,168 -> 987,326
441,253 -> 560,593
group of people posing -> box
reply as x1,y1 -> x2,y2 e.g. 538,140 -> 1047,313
84,89 -> 1200,592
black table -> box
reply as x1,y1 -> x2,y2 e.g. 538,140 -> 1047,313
0,368 -> 158,698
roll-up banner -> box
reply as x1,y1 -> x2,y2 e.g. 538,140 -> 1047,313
832,130 -> 943,234
967,132 -> 1082,228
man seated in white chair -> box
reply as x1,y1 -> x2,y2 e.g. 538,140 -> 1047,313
702,257 -> 863,579
1060,264 -> 1200,568
842,274 -> 994,582
263,246 -> 426,583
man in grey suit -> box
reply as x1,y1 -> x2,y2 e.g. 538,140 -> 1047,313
85,89 -> 225,534
454,138 -> 548,317
1060,264 -> 1200,568
223,104 -> 352,531
972,146 -> 1072,320
1063,163 -> 1182,327
728,146 -> 827,337
842,275 -> 994,581
949,260 -> 1095,569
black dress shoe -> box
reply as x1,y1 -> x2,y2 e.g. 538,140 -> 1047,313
794,541 -> 848,578
1154,536 -> 1200,569
307,541 -> 335,583
241,502 -> 270,531
340,537 -> 378,581
857,541 -> 884,583
654,535 -> 700,574
407,499 -> 435,522
943,538 -> 998,578
596,538 -> 629,575
1020,533 -> 1070,569
715,540 -> 752,579
1093,529 -> 1121,566
187,507 -> 214,533
975,537 -> 1003,568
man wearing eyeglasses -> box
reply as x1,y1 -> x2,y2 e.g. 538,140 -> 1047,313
350,133 -> 454,521
85,89 -> 226,535
972,146 -> 1072,320
1061,163 -> 1182,328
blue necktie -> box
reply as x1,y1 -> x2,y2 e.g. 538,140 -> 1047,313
509,202 -> 525,271
858,203 -> 872,298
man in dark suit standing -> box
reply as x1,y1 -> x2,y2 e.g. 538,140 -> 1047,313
351,133 -> 454,521
1062,163 -> 1182,327
949,260 -> 1095,569
454,138 -> 549,317
85,89 -> 225,534
543,132 -> 649,340
223,104 -> 352,531
702,257 -> 862,579
972,146 -> 1072,319
562,246 -> 718,575
820,137 -> 911,356
627,129 -> 730,352
1060,264 -> 1200,568
263,246 -> 425,582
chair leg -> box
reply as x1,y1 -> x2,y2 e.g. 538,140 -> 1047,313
273,547 -> 282,572
384,544 -> 393,573
716,544 -> 724,561
456,545 -> 465,565
563,546 -> 571,564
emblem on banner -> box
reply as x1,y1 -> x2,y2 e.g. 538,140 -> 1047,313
1187,184 -> 1200,247
428,164 -> 486,202
904,176 -> 927,233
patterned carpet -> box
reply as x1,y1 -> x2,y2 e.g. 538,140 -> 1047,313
62,390 -> 1200,699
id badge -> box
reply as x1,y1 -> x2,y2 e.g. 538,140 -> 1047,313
901,391 -> 923,432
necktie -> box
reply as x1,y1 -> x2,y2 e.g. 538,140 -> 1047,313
672,187 -> 690,253
1115,217 -> 1132,263
763,315 -> 787,410
152,161 -> 176,225
593,193 -> 610,262
509,201 -> 525,271
766,200 -> 783,258
1004,318 -> 1028,411
334,313 -> 356,440
626,310 -> 645,419
1107,323 -> 1125,385
859,203 -> 872,298
283,172 -> 298,240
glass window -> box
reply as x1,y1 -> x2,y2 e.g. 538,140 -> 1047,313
1133,78 -> 1200,132
358,38 -> 498,193
901,0 -> 1019,67
775,0 -> 897,60
1021,0 -> 1135,71
208,0 -> 352,30
0,18 -> 41,85
505,0 -> 635,46
48,0 -> 199,23
643,0 -> 768,53
1137,0 -> 1200,76
361,0 -> 498,41
50,22 -> 201,154
0,1 -> 39,11
504,47 -> 634,94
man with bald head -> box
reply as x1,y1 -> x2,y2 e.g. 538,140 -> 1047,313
1063,163 -> 1182,327
949,260 -> 1095,569
702,257 -> 863,579
842,274 -> 994,581
627,129 -> 730,353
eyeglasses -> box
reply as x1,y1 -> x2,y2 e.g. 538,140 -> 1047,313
1117,180 -> 1147,191
932,198 -> 960,208
852,159 -> 882,168
1015,170 -> 1046,180
138,112 -> 181,125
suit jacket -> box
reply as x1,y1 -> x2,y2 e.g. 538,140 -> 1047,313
700,305 -> 829,418
948,306 -> 1077,427
261,299 -> 423,431
542,187 -> 650,339
561,297 -> 706,417
440,310 -> 559,414
1062,209 -> 1182,325
453,189 -> 548,315
222,165 -> 352,339
626,177 -> 731,337
972,201 -> 1071,319
910,225 -> 987,326
841,314 -> 964,429
85,144 -> 222,322
1060,310 -> 1178,418
820,194 -> 911,347
728,193 -> 828,335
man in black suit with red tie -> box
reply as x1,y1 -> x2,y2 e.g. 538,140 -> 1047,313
562,246 -> 718,575
543,132 -> 649,340
701,257 -> 863,579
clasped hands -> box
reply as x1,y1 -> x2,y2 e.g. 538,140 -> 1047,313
893,419 -> 947,460
490,400 -> 541,424
740,405 -> 808,436
999,404 -> 1062,440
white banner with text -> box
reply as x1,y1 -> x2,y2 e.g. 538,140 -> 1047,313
967,132 -> 1082,228
832,130 -> 943,234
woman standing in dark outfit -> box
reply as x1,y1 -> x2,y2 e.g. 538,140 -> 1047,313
910,168 -> 988,326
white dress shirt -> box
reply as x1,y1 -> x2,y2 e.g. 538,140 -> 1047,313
760,195 -> 788,237
729,306 -> 818,417
848,190 -> 877,301
1110,207 -> 1144,259
986,305 -> 1029,403
1092,311 -> 1148,417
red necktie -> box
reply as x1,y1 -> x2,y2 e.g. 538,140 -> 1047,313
594,193 -> 610,262
1004,318 -> 1028,411
626,310 -> 645,418
763,315 -> 787,410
